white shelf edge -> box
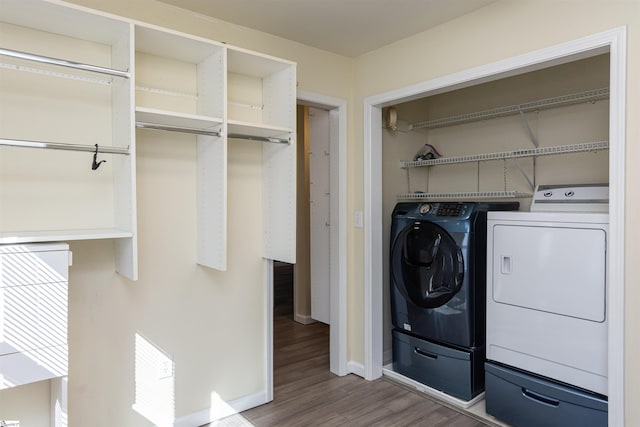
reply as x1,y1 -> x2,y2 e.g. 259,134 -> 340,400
397,191 -> 532,200
401,141 -> 609,168
135,107 -> 222,131
0,228 -> 133,244
227,120 -> 293,139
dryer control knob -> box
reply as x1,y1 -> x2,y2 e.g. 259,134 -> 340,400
419,204 -> 432,215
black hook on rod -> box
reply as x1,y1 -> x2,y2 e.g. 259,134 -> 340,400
92,144 -> 107,170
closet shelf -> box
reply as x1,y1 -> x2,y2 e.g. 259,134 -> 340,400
135,107 -> 223,133
0,47 -> 130,79
400,141 -> 608,168
397,191 -> 532,201
0,138 -> 130,155
410,87 -> 609,130
0,228 -> 134,245
228,120 -> 293,140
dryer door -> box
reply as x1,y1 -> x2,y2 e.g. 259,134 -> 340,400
391,221 -> 464,308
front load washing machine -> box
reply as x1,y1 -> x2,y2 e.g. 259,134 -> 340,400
390,201 -> 518,400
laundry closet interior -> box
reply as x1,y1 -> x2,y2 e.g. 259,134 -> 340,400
381,53 -> 610,425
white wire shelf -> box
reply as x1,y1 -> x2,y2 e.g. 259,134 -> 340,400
410,87 -> 609,130
397,191 -> 532,201
400,141 -> 608,168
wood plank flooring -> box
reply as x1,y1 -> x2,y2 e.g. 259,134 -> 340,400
203,264 -> 489,426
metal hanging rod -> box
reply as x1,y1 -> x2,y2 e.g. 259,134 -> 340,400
136,122 -> 221,137
0,61 -> 113,85
0,47 -> 130,79
136,122 -> 290,144
410,87 -> 609,130
228,133 -> 290,144
0,138 -> 130,155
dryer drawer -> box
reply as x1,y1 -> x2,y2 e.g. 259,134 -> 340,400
485,362 -> 607,427
392,329 -> 483,401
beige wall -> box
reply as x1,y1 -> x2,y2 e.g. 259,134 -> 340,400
353,0 -> 639,423
3,0 -> 639,425
1,0 -> 355,425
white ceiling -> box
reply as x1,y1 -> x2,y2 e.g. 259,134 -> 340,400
156,0 -> 496,57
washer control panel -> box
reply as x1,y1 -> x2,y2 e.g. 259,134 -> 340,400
436,203 -> 464,217
417,203 -> 467,217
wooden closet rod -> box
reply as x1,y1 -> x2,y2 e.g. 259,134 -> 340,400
0,47 -> 130,79
0,138 -> 130,155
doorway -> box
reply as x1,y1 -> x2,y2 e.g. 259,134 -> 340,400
267,91 -> 347,402
296,92 -> 348,376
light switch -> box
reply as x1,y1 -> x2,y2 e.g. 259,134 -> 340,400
354,211 -> 363,228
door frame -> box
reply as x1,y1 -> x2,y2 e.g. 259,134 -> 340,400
297,91 -> 348,376
363,27 -> 626,425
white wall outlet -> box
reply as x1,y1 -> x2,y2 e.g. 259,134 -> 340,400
157,358 -> 174,379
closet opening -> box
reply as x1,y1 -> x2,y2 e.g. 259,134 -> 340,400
364,27 -> 626,426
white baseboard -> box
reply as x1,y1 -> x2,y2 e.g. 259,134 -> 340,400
347,361 -> 365,378
173,390 -> 269,427
294,313 -> 316,325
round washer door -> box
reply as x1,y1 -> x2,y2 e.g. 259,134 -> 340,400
391,220 -> 464,308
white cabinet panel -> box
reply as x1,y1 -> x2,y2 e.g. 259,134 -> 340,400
309,107 -> 330,324
0,345 -> 68,389
0,243 -> 69,390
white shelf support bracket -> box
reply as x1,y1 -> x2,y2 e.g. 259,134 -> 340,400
519,109 -> 539,148
510,157 -> 535,191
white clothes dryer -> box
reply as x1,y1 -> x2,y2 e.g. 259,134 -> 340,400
485,211 -> 608,395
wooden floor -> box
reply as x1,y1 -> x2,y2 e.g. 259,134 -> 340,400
203,264 -> 489,426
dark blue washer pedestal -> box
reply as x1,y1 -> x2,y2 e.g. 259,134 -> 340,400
392,329 -> 484,401
485,362 -> 607,427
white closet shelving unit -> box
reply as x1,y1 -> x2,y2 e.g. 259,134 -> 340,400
0,0 -> 138,280
397,88 -> 609,201
227,47 -> 296,264
134,25 -> 228,270
0,0 -> 297,275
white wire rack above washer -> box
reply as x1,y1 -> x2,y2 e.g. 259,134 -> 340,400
409,87 -> 609,130
397,191 -> 531,200
400,141 -> 609,168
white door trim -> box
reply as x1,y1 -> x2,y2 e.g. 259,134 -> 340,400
297,90 -> 348,376
363,27 -> 626,425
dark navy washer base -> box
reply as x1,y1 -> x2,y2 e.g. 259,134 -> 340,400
485,362 -> 607,427
392,329 -> 485,401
